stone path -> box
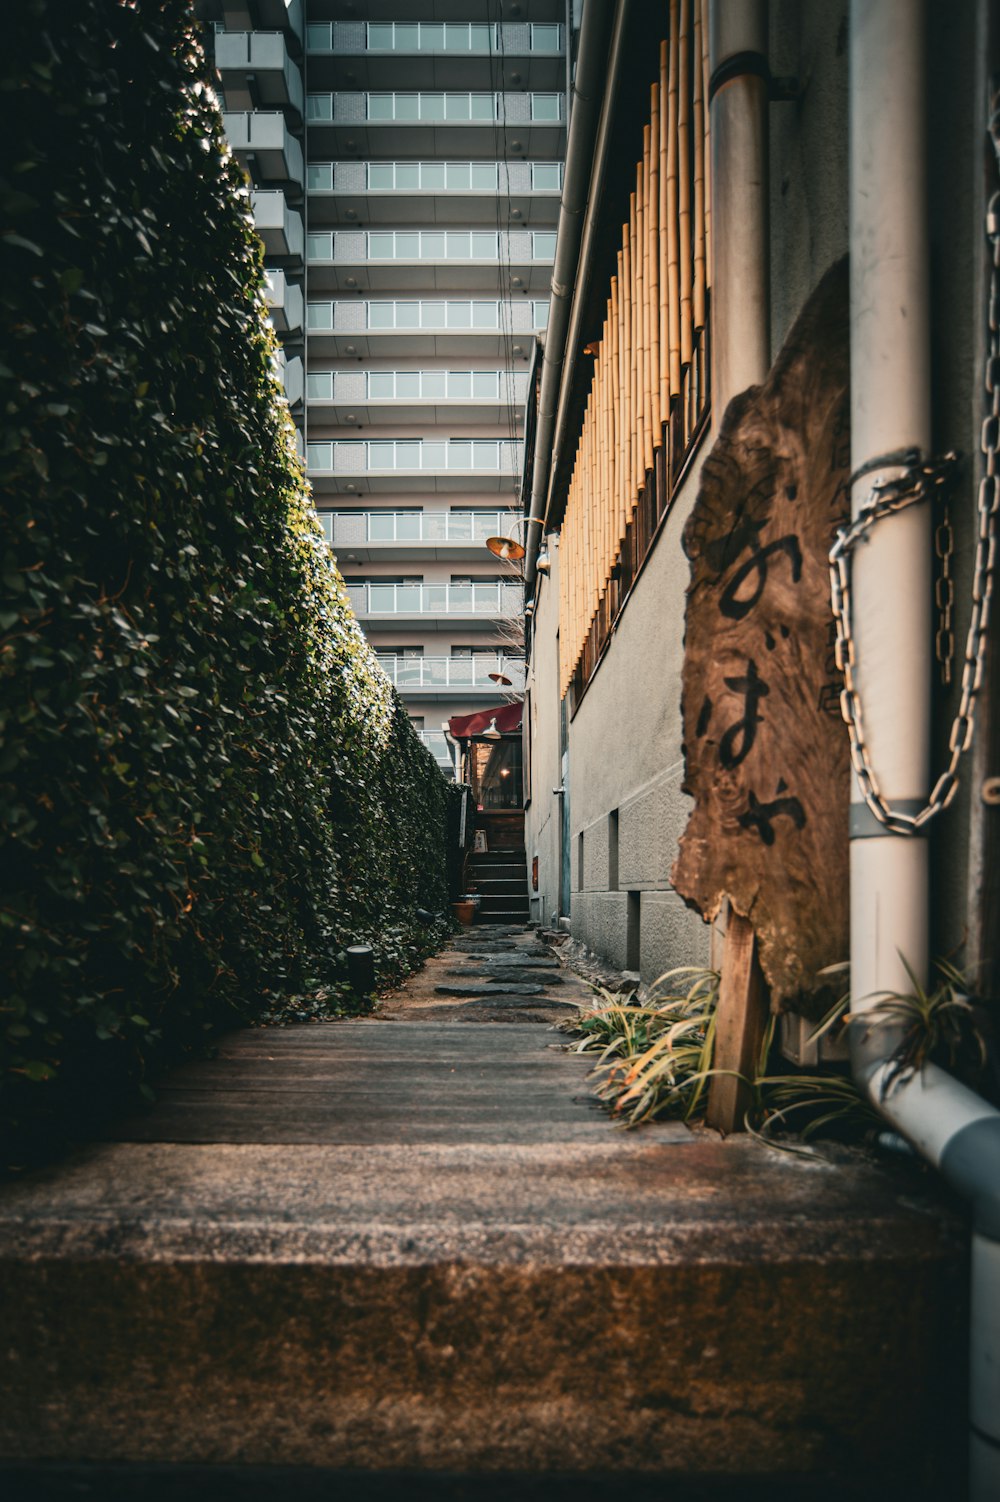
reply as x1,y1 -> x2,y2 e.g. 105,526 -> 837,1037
0,925 -> 965,1493
376,922 -> 595,1024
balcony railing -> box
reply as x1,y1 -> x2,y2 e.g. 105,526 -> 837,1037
306,299 -> 548,333
306,92 -> 564,124
415,729 -> 454,767
307,371 -> 529,403
381,656 -> 526,691
306,22 -> 562,55
321,510 -> 511,544
307,439 -> 523,474
306,161 -> 563,194
306,229 -> 556,263
347,582 -> 522,616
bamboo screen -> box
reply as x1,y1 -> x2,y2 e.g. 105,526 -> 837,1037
558,0 -> 710,701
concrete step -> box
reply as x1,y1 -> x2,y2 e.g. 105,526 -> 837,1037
0,1022 -> 965,1490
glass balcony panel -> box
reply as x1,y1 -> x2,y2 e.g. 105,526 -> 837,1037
447,512 -> 472,540
424,583 -> 448,612
423,512 -> 448,539
307,302 -> 333,329
369,442 -> 395,469
423,659 -> 447,686
532,24 -> 561,50
471,232 -> 498,259
446,162 -> 471,191
395,94 -> 420,121
369,372 -> 394,398
531,94 -> 561,121
501,583 -> 522,613
395,232 -> 420,258
396,658 -> 423,685
368,163 -> 394,189
307,94 -> 333,120
448,372 -> 472,399
445,94 -> 471,120
368,23 -> 394,50
470,94 -> 496,121
421,23 -> 444,50
421,162 -> 446,189
447,302 -> 472,328
307,232 -> 332,260
470,163 -> 498,190
368,584 -> 396,612
420,301 -> 446,326
445,232 -> 470,259
395,441 -> 421,469
450,582 -> 473,610
396,512 -> 422,540
533,232 -> 557,259
421,93 -> 446,121
472,512 -> 500,540
306,373 -> 333,399
395,23 -> 419,50
368,94 -> 394,120
533,301 -> 549,329
395,163 -> 420,189
396,372 -> 421,398
307,164 -> 333,191
469,24 -> 492,51
471,372 -> 497,398
473,443 -> 498,470
421,232 -> 446,259
532,163 -> 561,189
422,371 -> 447,398
396,303 -> 421,327
307,442 -> 332,468
346,584 -> 366,612
369,303 -> 395,328
449,658 -> 473,685
307,23 -> 332,50
368,513 -> 396,540
472,584 -> 498,612
368,233 -> 394,259
449,441 -> 473,469
472,302 -> 499,327
422,441 -> 448,468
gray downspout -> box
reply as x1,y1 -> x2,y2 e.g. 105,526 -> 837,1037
522,0 -> 620,590
848,4 -> 1000,1495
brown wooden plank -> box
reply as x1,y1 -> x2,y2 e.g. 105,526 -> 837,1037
706,910 -> 769,1134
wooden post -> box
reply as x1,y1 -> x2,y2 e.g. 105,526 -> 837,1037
706,910 -> 770,1135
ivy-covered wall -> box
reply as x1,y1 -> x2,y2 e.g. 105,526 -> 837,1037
0,0 -> 450,1153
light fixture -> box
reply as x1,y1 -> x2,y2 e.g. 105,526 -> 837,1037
346,483 -> 356,492
345,208 -> 357,220
510,140 -> 523,153
345,277 -> 357,288
511,275 -> 523,287
511,209 -> 522,220
535,546 -> 550,574
482,718 -> 501,741
524,600 -> 535,617
345,344 -> 357,354
499,768 -> 511,778
345,413 -> 356,422
486,534 -> 526,562
488,671 -> 513,686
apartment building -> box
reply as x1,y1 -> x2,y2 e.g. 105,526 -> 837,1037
200,2 -> 567,775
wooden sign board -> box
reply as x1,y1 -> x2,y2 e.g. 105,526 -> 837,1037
672,260 -> 850,1014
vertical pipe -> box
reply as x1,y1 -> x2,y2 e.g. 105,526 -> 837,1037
848,0 -> 931,1025
709,0 -> 769,411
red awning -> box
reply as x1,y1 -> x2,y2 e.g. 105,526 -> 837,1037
448,699 -> 523,739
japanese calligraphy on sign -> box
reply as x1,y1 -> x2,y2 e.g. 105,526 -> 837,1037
671,260 -> 850,1012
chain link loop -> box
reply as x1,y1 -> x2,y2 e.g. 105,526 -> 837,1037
828,89 -> 1000,837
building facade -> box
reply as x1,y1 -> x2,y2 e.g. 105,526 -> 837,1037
200,1 -> 568,776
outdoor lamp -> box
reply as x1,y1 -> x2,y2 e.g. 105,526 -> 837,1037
484,513 -> 544,563
483,718 -> 501,741
489,671 -> 513,686
535,546 -> 550,574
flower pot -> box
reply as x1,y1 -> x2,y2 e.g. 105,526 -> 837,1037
452,899 -> 477,926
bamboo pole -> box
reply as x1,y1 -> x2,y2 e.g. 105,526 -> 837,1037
693,0 -> 707,331
649,82 -> 662,446
623,209 -> 634,520
678,0 -> 693,371
641,127 -> 654,477
634,168 -> 646,491
610,274 -> 621,560
616,248 -> 627,546
666,2 -> 681,398
700,0 -> 711,294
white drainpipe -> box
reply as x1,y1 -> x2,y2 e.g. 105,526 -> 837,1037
849,4 -> 1000,1494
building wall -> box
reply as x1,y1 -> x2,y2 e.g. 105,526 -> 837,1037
524,535 -> 563,930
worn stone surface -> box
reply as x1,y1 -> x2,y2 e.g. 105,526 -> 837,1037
434,982 -> 546,997
445,969 -> 563,985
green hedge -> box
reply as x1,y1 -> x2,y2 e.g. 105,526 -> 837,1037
0,0 -> 450,1155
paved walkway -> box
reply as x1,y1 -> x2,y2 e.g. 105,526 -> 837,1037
0,926 -> 966,1491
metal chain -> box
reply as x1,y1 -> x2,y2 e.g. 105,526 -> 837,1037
827,88 -> 1000,837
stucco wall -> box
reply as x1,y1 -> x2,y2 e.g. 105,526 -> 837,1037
524,535 -> 564,929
